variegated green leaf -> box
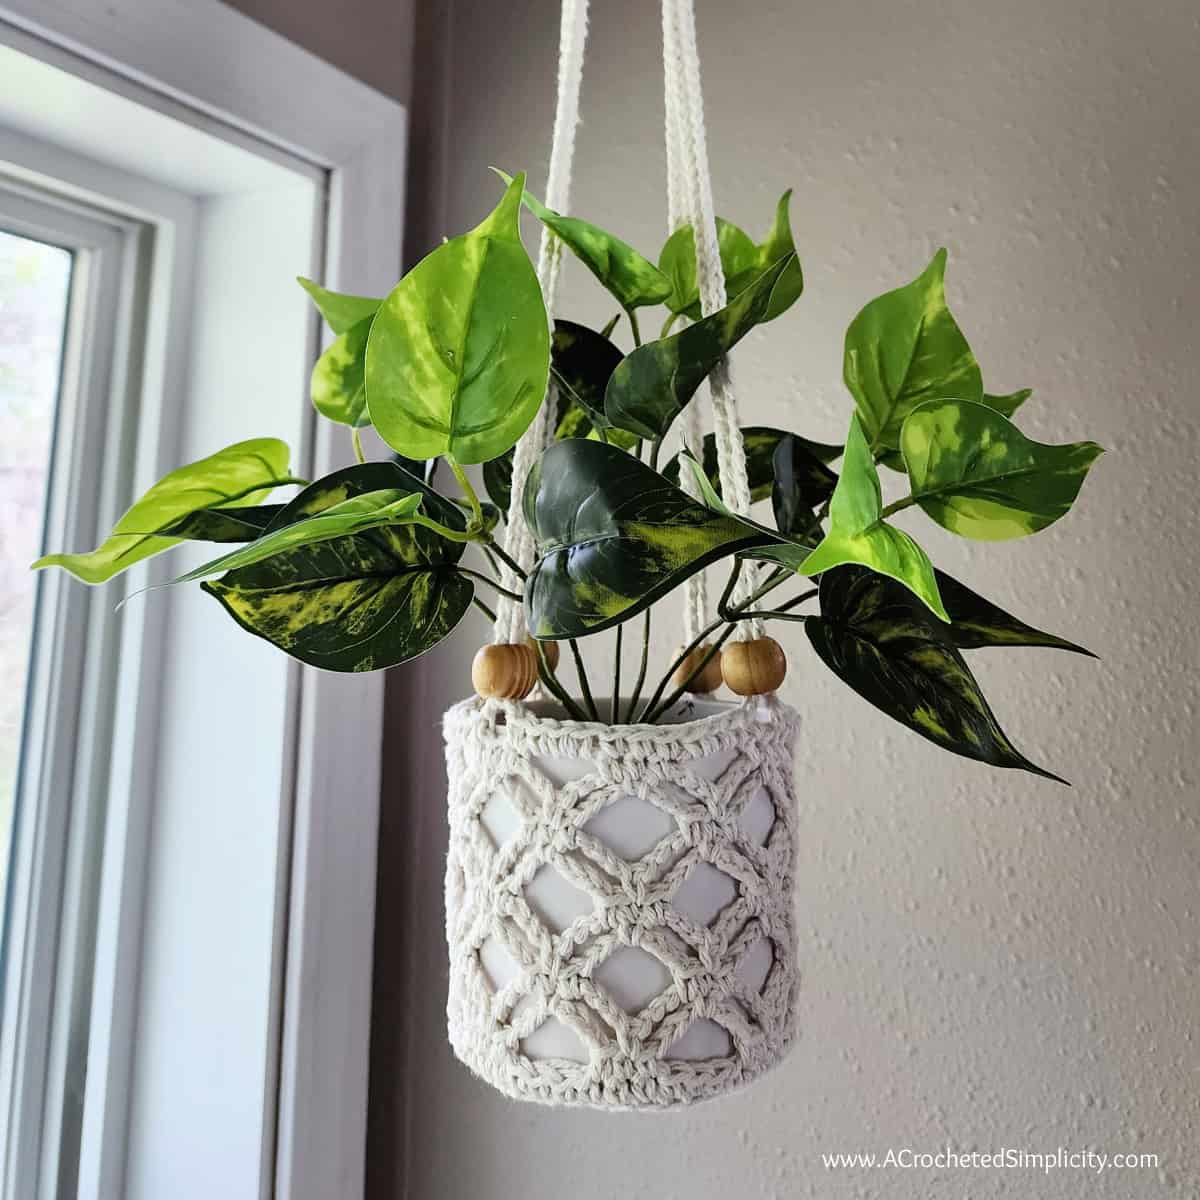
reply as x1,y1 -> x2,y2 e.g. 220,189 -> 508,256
806,565 -> 1065,782
551,319 -> 622,431
297,276 -> 381,335
844,248 -> 983,453
899,399 -> 1104,540
659,192 -> 804,323
33,438 -> 298,584
170,490 -> 424,584
762,414 -> 947,619
659,218 -> 757,317
311,312 -> 373,427
501,171 -> 671,310
365,172 -> 549,464
771,434 -> 838,539
523,439 -> 770,639
662,426 -> 832,503
160,505 -> 284,542
604,255 -> 793,441
935,570 -> 1095,655
202,463 -> 471,672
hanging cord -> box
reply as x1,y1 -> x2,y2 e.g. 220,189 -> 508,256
664,0 -> 762,639
662,0 -> 710,646
492,0 -> 590,646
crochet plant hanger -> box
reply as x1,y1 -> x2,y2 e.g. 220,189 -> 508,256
35,0 -> 1106,1113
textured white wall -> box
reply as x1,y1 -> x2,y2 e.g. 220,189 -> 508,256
386,0 -> 1200,1195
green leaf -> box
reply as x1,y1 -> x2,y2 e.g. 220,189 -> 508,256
500,170 -> 671,310
33,438 -> 296,584
982,388 -> 1031,419
160,506 -> 285,542
658,192 -> 804,323
773,414 -> 948,620
311,312 -> 373,427
365,172 -> 550,464
663,426 -> 826,503
604,254 -> 794,441
659,219 -> 757,317
806,565 -> 1065,782
551,319 -> 623,431
899,399 -> 1104,540
202,463 -> 471,672
169,490 -> 424,584
482,451 -> 514,514
935,570 -> 1095,656
771,434 -> 838,539
523,439 -> 770,639
843,248 -> 983,453
297,276 -> 381,335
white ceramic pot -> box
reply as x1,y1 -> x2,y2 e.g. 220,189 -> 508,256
442,693 -> 800,1109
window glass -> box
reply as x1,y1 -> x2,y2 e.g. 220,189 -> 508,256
0,229 -> 73,903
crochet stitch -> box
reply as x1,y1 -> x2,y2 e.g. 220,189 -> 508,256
443,695 -> 801,1108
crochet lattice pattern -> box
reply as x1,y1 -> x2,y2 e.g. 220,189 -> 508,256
443,695 -> 800,1109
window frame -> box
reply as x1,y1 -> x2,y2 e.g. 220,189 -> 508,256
0,6 -> 407,1198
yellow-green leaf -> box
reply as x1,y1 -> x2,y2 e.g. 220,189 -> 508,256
899,399 -> 1104,540
365,172 -> 549,464
844,248 -> 982,453
764,414 -> 948,620
297,276 -> 381,335
311,312 -> 372,427
33,438 -> 297,584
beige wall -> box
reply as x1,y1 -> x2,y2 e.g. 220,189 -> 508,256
373,0 -> 1200,1197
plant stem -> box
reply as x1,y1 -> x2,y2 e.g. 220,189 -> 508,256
660,311 -> 680,339
472,595 -> 497,623
456,568 -> 523,602
732,587 -> 818,622
611,625 -> 622,723
351,427 -> 366,464
569,639 -> 599,720
644,624 -> 740,724
880,494 -> 917,519
535,640 -> 588,721
484,536 -> 527,581
446,454 -> 484,528
479,544 -> 503,580
624,307 -> 643,348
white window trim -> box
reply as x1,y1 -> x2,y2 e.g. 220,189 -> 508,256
0,5 -> 406,1198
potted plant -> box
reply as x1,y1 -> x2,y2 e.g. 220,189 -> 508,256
36,171 -> 1103,1108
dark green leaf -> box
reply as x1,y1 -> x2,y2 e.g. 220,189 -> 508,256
899,398 -> 1104,540
844,248 -> 983,454
160,505 -> 285,542
365,172 -> 549,464
663,427 -> 824,503
551,319 -> 623,430
297,276 -> 381,335
771,434 -> 838,539
604,254 -> 793,441
935,570 -> 1095,655
482,451 -> 514,514
202,463 -> 471,672
806,565 -> 1065,782
34,438 -> 297,583
523,439 -> 770,639
501,171 -> 671,310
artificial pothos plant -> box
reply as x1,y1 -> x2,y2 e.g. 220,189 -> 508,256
35,171 -> 1104,781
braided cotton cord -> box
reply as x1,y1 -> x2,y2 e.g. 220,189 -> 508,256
493,0 -> 590,645
664,0 -> 762,640
662,0 -> 710,645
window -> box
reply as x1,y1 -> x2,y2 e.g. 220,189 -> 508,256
0,6 -> 406,1197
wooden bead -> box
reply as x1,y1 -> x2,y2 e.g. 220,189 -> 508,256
673,643 -> 724,693
525,635 -> 559,672
472,643 -> 538,700
721,636 -> 787,696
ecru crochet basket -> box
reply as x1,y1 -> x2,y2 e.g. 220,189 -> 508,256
443,694 -> 800,1109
